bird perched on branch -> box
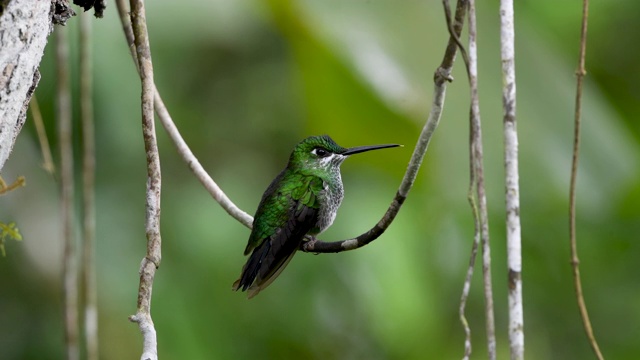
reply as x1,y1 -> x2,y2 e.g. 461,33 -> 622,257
233,135 -> 399,298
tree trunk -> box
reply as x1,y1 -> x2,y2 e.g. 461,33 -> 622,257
0,0 -> 74,172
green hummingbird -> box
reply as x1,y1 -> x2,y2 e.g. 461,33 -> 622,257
232,135 -> 400,298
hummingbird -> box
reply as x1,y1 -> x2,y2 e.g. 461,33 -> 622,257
232,135 -> 400,298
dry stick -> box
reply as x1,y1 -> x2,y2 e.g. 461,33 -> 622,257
79,10 -> 99,360
127,1 -> 163,360
499,1 -> 524,359
114,0 -> 253,229
458,0 -> 497,358
302,0 -> 469,253
56,25 -> 79,360
569,1 -> 604,359
29,96 -> 56,176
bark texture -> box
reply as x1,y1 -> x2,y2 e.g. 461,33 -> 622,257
0,0 -> 75,172
0,0 -> 50,172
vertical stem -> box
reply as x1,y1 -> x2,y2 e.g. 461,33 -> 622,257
79,10 -> 99,360
127,1 -> 162,359
468,0 -> 497,358
500,0 -> 524,358
30,96 -> 56,176
569,1 -> 604,359
56,25 -> 79,360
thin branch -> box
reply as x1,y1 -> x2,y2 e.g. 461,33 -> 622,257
0,175 -> 26,195
469,0 -> 496,358
56,24 -> 79,360
442,0 -> 471,80
79,10 -> 99,360
459,0 -> 496,359
114,0 -> 253,229
458,0 -> 479,357
499,0 -> 524,359
459,195 -> 479,360
29,95 -> 56,176
569,1 -> 604,359
302,0 -> 469,253
126,1 -> 162,359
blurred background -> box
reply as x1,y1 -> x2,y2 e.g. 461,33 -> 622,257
1,0 -> 639,358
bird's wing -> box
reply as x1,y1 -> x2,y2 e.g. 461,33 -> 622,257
233,174 -> 323,298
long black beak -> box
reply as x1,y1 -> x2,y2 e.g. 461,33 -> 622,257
341,143 -> 401,156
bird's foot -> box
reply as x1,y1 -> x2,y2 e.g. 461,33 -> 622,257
301,235 -> 320,254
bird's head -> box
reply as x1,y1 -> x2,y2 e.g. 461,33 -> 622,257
288,135 -> 400,172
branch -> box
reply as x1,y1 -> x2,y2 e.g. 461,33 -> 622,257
79,10 -> 99,360
569,1 -> 604,359
114,0 -> 253,229
0,0 -> 49,173
116,0 -> 465,254
302,0 -> 469,253
126,1 -> 162,360
459,0 -> 496,359
441,0 -> 471,80
56,24 -> 79,360
499,0 -> 524,359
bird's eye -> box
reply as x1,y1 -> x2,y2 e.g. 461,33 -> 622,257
312,148 -> 329,157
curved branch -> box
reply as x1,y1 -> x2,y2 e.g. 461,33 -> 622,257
301,0 -> 469,253
115,0 -> 253,229
116,0 -> 468,254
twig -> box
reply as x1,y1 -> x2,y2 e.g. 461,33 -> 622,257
442,0 -> 471,80
79,10 -> 99,360
459,195 -> 479,360
126,1 -> 162,360
114,0 -> 253,229
302,0 -> 469,253
499,1 -> 524,359
569,1 -> 604,359
0,175 -> 26,195
56,24 -> 79,360
459,0 -> 496,359
29,95 -> 56,176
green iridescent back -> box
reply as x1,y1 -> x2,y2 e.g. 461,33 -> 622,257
243,135 -> 344,254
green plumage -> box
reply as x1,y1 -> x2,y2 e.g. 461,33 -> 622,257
232,135 -> 399,298
244,172 -> 323,256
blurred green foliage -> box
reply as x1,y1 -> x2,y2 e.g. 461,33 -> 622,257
0,221 -> 22,257
0,0 -> 639,359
